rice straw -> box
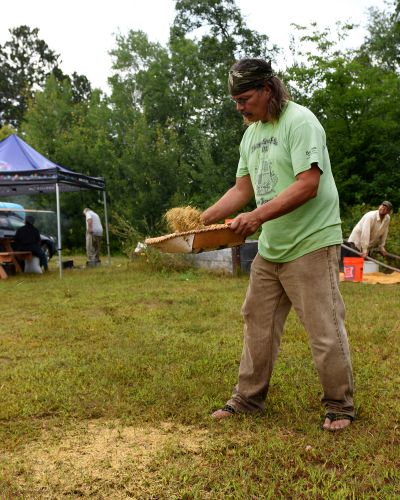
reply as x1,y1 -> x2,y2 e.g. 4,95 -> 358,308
164,206 -> 205,233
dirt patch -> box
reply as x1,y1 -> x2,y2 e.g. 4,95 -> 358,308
0,356 -> 12,365
4,420 -> 209,498
340,271 -> 400,284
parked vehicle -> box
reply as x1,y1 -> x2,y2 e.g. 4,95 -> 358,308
0,202 -> 56,260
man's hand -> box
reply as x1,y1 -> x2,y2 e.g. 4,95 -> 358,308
229,211 -> 262,237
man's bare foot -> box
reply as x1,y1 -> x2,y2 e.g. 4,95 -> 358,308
211,409 -> 235,419
322,413 -> 353,431
211,405 -> 236,419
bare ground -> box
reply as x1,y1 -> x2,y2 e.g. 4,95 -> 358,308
2,420 -> 210,498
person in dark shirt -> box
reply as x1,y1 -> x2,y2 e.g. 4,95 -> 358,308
14,215 -> 48,271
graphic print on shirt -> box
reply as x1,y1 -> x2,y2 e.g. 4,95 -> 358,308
306,147 -> 318,160
251,136 -> 278,205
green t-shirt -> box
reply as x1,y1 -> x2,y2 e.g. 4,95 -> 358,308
236,101 -> 342,262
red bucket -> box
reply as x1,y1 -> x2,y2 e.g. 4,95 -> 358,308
343,257 -> 364,282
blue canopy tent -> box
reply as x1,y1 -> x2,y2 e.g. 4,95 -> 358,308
0,134 -> 110,277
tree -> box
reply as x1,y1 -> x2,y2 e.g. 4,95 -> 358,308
21,75 -> 114,248
361,0 -> 400,73
0,26 -> 61,127
69,72 -> 92,103
0,25 -> 92,129
170,0 -> 277,202
286,21 -> 400,208
108,0 -> 278,231
0,124 -> 17,142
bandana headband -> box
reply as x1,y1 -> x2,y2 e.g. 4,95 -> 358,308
228,60 -> 274,96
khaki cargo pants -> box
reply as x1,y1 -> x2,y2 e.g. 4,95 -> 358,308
227,245 -> 354,418
86,233 -> 102,262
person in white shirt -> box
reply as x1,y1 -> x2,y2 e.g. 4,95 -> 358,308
83,207 -> 103,265
347,201 -> 392,257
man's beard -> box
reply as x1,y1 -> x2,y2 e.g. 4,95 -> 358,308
241,113 -> 256,124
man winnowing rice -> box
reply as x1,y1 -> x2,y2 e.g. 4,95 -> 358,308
202,59 -> 354,431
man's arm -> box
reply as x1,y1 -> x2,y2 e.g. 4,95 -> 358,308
86,217 -> 93,233
201,175 -> 254,225
378,220 -> 390,256
230,164 -> 321,236
359,218 -> 372,256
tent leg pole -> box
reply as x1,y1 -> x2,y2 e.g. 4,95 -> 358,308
56,183 -> 63,279
103,190 -> 111,264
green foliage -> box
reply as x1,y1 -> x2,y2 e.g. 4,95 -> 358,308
0,25 -> 92,129
0,26 -> 60,127
286,18 -> 400,208
361,0 -> 400,72
0,124 -> 17,142
106,0 -> 277,232
109,211 -> 143,257
386,210 -> 400,256
22,75 -> 75,156
21,76 -> 115,250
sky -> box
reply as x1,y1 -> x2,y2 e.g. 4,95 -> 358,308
1,0 -> 388,93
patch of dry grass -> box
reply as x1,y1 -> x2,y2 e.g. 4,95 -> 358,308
2,420 -> 209,497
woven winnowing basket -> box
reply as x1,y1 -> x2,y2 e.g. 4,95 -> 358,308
145,224 -> 245,254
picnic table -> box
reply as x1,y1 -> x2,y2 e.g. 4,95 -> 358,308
0,236 -> 32,279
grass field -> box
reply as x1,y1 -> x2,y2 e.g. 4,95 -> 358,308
0,255 -> 399,498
